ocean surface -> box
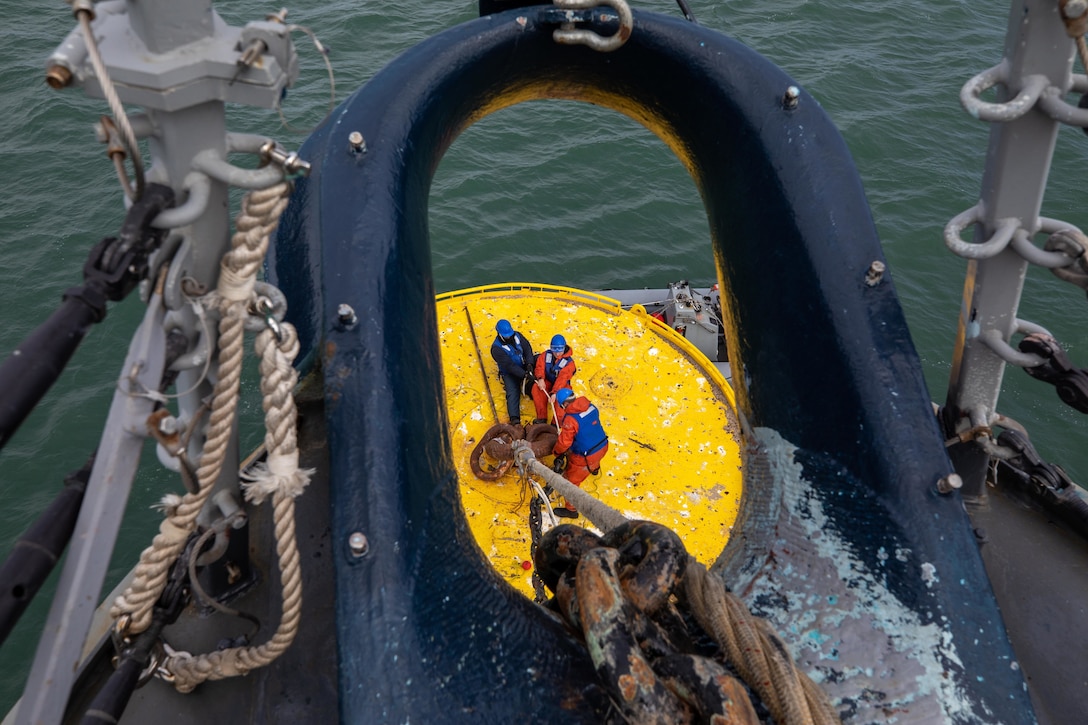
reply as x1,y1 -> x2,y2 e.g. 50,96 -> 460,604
3,0 -> 1088,712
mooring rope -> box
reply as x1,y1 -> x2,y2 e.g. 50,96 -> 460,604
512,441 -> 840,724
683,560 -> 840,725
164,321 -> 312,692
111,182 -> 292,635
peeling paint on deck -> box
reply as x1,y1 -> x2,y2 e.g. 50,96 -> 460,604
731,428 -> 992,723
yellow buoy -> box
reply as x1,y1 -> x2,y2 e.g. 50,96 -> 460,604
436,283 -> 743,598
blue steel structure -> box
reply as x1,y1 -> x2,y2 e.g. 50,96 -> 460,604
272,7 -> 1033,722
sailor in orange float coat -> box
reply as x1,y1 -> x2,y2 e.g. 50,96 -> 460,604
531,334 -> 576,423
552,388 -> 609,515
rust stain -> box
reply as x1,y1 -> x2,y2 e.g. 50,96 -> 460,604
715,674 -> 759,723
578,569 -> 616,629
628,655 -> 655,686
617,673 -> 637,702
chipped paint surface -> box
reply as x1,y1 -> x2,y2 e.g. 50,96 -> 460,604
436,284 -> 743,598
736,428 -> 989,723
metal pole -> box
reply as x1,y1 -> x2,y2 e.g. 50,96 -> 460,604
944,0 -> 1075,495
16,297 -> 166,725
464,306 -> 500,423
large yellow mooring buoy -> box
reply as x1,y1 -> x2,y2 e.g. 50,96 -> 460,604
436,283 -> 744,598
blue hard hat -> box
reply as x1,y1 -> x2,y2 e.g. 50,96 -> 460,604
550,334 -> 566,352
496,319 -> 513,337
556,388 -> 574,406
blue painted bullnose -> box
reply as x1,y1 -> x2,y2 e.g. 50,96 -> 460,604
271,7 -> 1033,722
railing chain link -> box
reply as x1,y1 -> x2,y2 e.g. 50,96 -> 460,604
551,0 -> 633,52
1018,332 -> 1088,413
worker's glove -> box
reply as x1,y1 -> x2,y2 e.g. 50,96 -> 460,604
552,454 -> 567,474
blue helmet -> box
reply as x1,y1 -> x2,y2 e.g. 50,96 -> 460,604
550,334 -> 566,353
555,388 -> 575,406
496,319 -> 514,338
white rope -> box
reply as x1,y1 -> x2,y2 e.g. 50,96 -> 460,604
111,182 -> 292,634
164,322 -> 313,692
512,442 -> 626,532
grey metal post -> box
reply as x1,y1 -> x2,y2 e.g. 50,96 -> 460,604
128,0 -> 214,54
15,298 -> 166,725
18,2 -> 298,722
945,0 -> 1075,495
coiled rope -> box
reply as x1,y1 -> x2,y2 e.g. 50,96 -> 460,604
512,441 -> 840,724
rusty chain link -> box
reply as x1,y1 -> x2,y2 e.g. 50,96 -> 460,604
993,428 -> 1088,536
535,520 -> 787,723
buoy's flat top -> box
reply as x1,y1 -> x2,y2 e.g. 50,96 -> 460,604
436,283 -> 743,598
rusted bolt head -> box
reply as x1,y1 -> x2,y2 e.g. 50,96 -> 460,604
782,85 -> 800,110
71,0 -> 96,20
158,415 -> 180,436
937,473 -> 963,494
349,532 -> 369,557
45,65 -> 73,90
338,303 -> 357,327
865,260 -> 886,287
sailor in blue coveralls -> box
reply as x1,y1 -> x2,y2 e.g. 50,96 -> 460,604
490,319 -> 535,425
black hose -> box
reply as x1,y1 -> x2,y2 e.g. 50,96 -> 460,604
78,619 -> 164,725
0,294 -> 104,450
0,456 -> 93,647
77,532 -> 191,725
0,183 -> 172,452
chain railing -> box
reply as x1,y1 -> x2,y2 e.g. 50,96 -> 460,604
943,0 -> 1088,480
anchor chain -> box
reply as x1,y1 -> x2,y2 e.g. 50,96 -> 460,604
526,477 -> 550,604
995,428 -> 1075,499
1018,332 -> 1088,413
535,521 -> 761,724
1043,228 -> 1088,290
993,428 -> 1088,536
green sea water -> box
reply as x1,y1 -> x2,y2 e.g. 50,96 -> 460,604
3,0 -> 1088,712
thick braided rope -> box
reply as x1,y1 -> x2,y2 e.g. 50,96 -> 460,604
165,324 -> 311,691
110,183 -> 292,633
683,560 -> 840,725
514,443 -> 837,722
252,326 -> 302,489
